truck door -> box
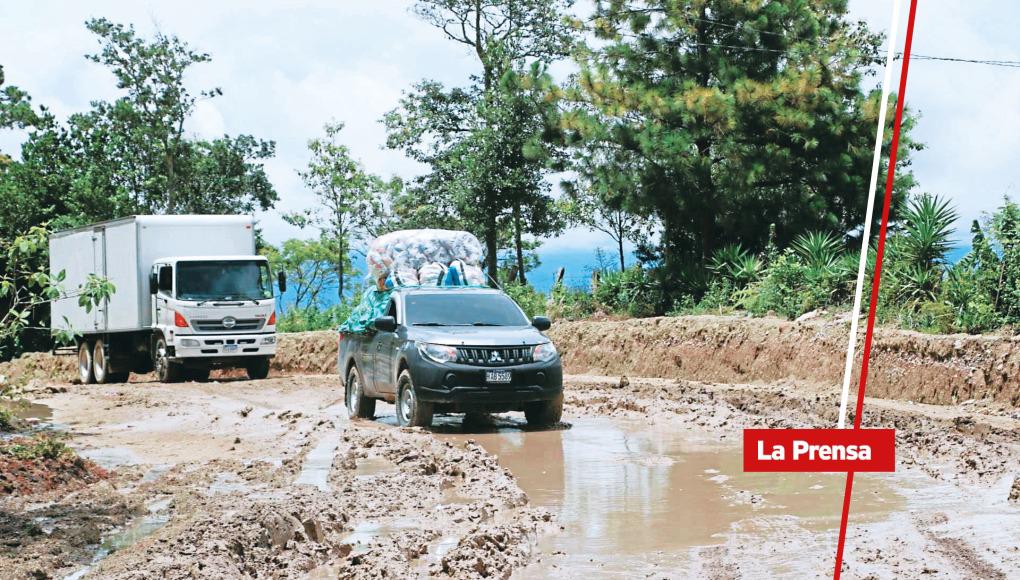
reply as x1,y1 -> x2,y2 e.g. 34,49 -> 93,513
91,227 -> 107,331
370,298 -> 400,395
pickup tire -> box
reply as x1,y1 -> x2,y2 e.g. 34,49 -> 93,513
246,357 -> 271,380
396,370 -> 433,428
345,366 -> 376,419
525,393 -> 563,427
77,341 -> 94,385
154,336 -> 183,383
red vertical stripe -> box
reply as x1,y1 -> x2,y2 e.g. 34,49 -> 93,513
832,1 -> 920,578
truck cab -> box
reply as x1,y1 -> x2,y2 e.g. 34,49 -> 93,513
149,255 -> 282,382
338,287 -> 563,428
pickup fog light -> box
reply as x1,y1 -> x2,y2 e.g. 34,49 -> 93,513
417,342 -> 458,364
533,342 -> 558,362
261,336 -> 276,345
180,338 -> 200,347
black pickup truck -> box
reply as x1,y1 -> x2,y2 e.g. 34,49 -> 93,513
337,287 -> 563,428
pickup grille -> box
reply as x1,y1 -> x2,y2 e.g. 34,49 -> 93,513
191,318 -> 263,333
456,346 -> 534,367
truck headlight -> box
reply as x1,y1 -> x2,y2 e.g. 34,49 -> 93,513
261,336 -> 276,345
533,342 -> 558,362
180,338 -> 200,347
417,342 -> 458,364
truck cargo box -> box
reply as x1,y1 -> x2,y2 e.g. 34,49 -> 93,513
50,215 -> 256,334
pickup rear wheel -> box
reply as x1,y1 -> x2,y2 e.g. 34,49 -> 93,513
525,393 -> 564,427
396,370 -> 433,428
345,366 -> 376,419
77,341 -> 94,385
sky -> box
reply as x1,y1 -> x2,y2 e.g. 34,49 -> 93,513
1,0 -> 1018,261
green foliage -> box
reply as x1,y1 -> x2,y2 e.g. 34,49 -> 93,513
386,1 -> 572,282
287,121 -> 392,297
791,231 -> 842,271
262,238 -> 345,311
0,407 -> 15,431
503,283 -> 547,318
276,304 -> 355,333
548,285 -> 596,320
593,267 -> 663,317
562,0 -> 921,296
2,435 -> 72,461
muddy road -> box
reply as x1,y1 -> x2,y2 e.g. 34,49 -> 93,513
2,364 -> 1017,579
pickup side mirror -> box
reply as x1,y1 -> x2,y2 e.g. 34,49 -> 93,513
532,316 -> 551,331
373,316 -> 397,333
278,271 -> 287,293
157,265 -> 173,293
149,272 -> 158,295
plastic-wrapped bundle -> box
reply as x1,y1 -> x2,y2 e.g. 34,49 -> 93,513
366,229 -> 483,281
418,262 -> 447,287
391,267 -> 419,287
462,264 -> 486,286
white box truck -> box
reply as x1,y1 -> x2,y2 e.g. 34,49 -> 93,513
49,215 -> 286,383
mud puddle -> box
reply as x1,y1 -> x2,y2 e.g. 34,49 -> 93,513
424,415 -> 904,575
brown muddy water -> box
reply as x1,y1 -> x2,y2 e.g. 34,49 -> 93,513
402,414 -> 906,576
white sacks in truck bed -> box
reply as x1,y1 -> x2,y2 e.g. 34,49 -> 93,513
366,229 -> 485,286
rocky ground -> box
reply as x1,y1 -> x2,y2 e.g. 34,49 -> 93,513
0,317 -> 1016,578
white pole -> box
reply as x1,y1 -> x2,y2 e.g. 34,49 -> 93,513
837,0 -> 904,429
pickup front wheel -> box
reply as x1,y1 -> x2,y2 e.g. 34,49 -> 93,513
396,370 -> 433,428
345,366 -> 376,419
525,393 -> 564,427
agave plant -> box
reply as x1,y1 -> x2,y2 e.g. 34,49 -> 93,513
791,231 -> 842,271
899,193 -> 957,268
709,244 -> 749,276
895,263 -> 942,303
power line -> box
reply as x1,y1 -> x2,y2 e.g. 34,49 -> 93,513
898,53 -> 1020,68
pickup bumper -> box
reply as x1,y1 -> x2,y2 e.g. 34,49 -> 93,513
411,357 -> 563,410
172,333 -> 277,359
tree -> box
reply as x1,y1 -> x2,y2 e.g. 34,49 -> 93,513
562,147 -> 654,271
386,1 -> 574,284
562,0 -> 921,293
290,122 -> 392,298
0,225 -> 113,360
261,238 -> 340,311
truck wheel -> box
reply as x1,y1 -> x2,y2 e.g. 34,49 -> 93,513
345,366 -> 376,419
396,370 -> 433,428
77,341 -> 95,385
154,336 -> 182,383
92,339 -> 128,383
246,357 -> 270,380
525,393 -> 564,427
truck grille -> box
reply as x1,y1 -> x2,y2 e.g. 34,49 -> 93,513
456,346 -> 534,367
191,318 -> 264,333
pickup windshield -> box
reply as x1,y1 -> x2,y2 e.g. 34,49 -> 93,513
176,260 -> 273,301
406,293 -> 529,327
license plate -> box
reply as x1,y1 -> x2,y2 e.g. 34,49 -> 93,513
485,370 -> 511,384
223,344 -> 238,353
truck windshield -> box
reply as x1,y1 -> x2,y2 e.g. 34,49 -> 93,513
176,260 -> 274,301
405,293 -> 529,327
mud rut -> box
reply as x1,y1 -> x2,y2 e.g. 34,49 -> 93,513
1,369 -> 1018,579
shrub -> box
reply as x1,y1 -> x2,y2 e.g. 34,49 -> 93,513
504,283 -> 547,318
593,267 -> 663,317
0,407 -> 15,432
548,285 -> 596,320
276,303 -> 354,333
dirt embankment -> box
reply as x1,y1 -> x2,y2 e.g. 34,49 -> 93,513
549,316 -> 1020,407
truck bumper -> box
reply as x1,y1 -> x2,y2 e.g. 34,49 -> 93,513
172,333 -> 277,359
411,358 -> 563,411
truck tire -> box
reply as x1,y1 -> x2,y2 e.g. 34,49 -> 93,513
396,370 -> 433,428
92,339 -> 128,384
345,366 -> 376,419
246,357 -> 270,380
524,393 -> 563,427
77,340 -> 95,385
154,336 -> 182,383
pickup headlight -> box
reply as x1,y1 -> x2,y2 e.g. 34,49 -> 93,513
417,342 -> 458,364
533,342 -> 558,362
